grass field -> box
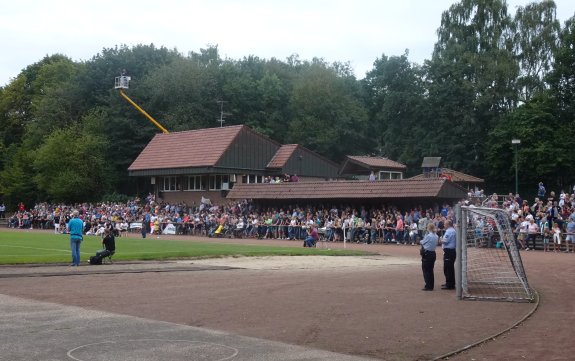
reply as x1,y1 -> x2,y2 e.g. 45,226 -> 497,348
0,229 -> 366,265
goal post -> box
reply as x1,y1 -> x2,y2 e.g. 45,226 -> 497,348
456,205 -> 534,302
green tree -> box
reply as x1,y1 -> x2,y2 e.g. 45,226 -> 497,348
513,0 -> 560,102
33,116 -> 110,203
0,145 -> 38,209
287,60 -> 371,161
486,95 -> 570,192
547,16 -> 575,123
362,52 -> 428,170
426,0 -> 518,175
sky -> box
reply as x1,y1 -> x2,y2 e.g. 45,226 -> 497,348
1,0 -> 574,86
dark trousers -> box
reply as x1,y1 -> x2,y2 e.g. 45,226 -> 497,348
443,248 -> 456,288
421,251 -> 436,290
526,234 -> 537,250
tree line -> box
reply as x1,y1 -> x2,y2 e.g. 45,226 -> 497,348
0,0 -> 573,208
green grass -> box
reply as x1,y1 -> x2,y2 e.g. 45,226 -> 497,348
0,229 -> 367,265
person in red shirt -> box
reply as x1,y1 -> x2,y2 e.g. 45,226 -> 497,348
304,224 -> 319,247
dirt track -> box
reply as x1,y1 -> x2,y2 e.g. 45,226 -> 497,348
0,234 -> 573,360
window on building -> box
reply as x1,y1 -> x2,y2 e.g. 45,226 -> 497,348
161,176 -> 179,191
241,174 -> 264,184
209,174 -> 230,190
379,171 -> 403,180
183,176 -> 204,191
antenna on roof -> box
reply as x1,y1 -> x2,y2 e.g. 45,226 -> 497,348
216,100 -> 229,127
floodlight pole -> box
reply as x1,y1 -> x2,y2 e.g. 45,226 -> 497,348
512,139 -> 521,195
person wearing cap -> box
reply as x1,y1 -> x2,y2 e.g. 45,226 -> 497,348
67,210 -> 84,266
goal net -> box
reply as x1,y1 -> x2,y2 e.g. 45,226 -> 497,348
456,205 -> 534,302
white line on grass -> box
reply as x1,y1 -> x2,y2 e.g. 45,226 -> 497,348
0,245 -> 70,253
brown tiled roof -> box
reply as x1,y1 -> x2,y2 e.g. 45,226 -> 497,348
128,125 -> 244,171
227,178 -> 467,200
267,144 -> 298,168
410,168 -> 484,183
345,156 -> 407,170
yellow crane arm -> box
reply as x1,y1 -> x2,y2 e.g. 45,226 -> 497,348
119,89 -> 169,134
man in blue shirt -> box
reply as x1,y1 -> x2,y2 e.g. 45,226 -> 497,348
440,219 -> 457,290
67,210 -> 84,266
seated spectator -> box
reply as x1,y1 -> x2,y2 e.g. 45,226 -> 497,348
101,228 -> 116,256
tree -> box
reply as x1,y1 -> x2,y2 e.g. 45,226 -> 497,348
362,52 -> 428,169
33,115 -> 111,203
513,0 -> 560,102
485,94 -> 570,192
426,0 -> 518,175
546,16 -> 575,123
287,60 -> 371,161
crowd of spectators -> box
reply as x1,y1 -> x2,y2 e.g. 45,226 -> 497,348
5,181 -> 575,252
4,194 -> 456,245
478,185 -> 575,252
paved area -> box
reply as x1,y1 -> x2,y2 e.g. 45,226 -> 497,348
0,293 -> 375,361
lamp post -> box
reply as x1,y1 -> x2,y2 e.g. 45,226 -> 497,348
512,139 -> 521,195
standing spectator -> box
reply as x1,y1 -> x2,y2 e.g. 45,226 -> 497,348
368,171 -> 376,182
517,216 -> 528,250
526,217 -> 539,251
537,182 -> 547,199
0,203 -> 5,218
541,219 -> 550,252
67,210 -> 84,267
395,215 -> 405,244
141,211 -> 150,238
565,218 -> 575,253
552,223 -> 562,252
417,213 -> 428,241
440,220 -> 456,290
420,223 -> 438,291
537,182 -> 546,199
409,221 -> 418,245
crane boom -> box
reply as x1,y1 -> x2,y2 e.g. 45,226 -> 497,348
114,75 -> 169,134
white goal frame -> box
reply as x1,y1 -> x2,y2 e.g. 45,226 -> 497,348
456,205 -> 534,302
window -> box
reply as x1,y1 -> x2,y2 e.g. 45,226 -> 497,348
241,174 -> 264,184
379,171 -> 403,180
209,174 -> 230,190
161,176 -> 179,191
183,176 -> 204,191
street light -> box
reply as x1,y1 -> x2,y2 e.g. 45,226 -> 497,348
512,139 -> 521,195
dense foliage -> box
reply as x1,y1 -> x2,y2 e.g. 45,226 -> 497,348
0,0 -> 573,207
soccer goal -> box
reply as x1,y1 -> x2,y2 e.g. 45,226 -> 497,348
456,205 -> 534,302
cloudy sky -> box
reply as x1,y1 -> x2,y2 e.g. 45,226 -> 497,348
1,0 -> 574,86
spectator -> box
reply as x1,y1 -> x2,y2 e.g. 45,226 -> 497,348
537,182 -> 546,199
67,210 -> 84,267
303,224 -> 319,247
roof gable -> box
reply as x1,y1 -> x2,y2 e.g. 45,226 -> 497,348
410,168 -> 484,183
339,155 -> 406,176
266,144 -> 298,169
128,125 -> 245,171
